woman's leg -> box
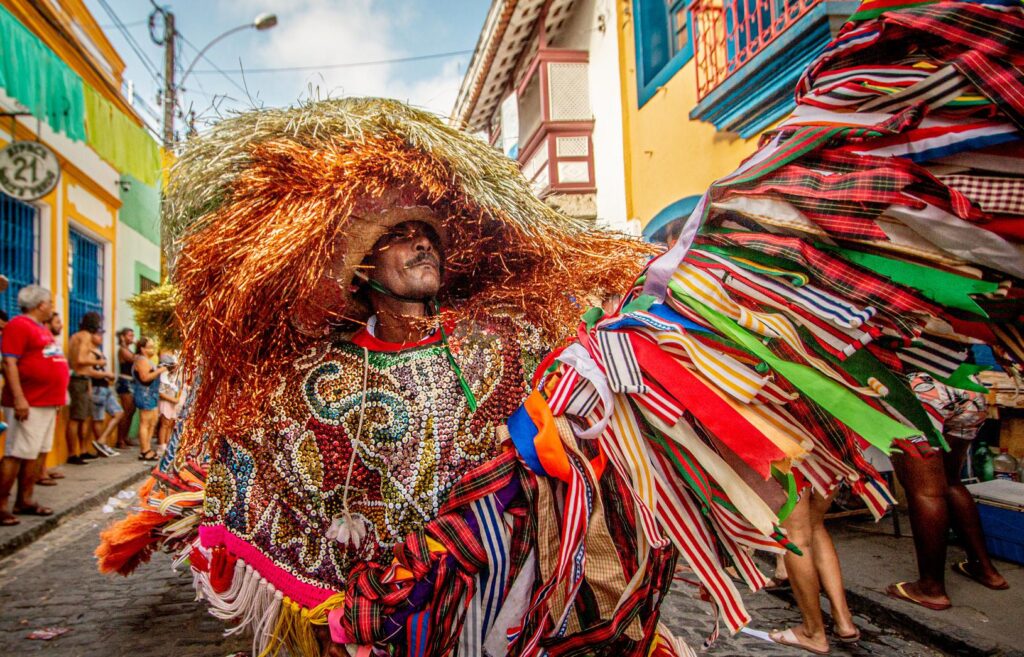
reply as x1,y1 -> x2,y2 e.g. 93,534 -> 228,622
98,412 -> 124,446
156,416 -> 173,456
809,490 -> 856,637
775,494 -> 830,652
117,392 -> 135,448
158,416 -> 172,446
943,438 -> 1007,588
890,451 -> 951,606
137,409 -> 156,455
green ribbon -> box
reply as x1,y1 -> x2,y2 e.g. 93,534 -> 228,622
935,363 -> 990,394
621,294 -> 658,315
772,467 -> 799,522
849,0 -> 939,21
694,245 -> 811,287
672,286 -> 920,453
819,345 -> 947,450
692,240 -> 811,282
825,246 -> 998,317
439,322 -> 477,413
582,306 -> 604,331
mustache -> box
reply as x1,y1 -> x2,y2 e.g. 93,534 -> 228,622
404,252 -> 440,270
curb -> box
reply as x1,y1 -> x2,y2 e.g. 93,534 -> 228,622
756,554 -> 1019,657
0,467 -> 150,560
841,583 -> 1012,657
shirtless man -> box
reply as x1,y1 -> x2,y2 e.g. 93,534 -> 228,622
66,312 -> 105,464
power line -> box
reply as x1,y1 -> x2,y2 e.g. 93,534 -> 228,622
99,18 -> 148,29
95,0 -> 163,84
187,49 -> 475,75
178,34 -> 249,98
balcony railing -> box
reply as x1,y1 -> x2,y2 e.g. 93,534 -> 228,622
692,0 -> 820,100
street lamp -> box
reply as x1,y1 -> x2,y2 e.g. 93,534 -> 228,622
180,13 -> 278,88
151,7 -> 278,147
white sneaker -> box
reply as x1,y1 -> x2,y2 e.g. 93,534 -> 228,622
92,440 -> 118,457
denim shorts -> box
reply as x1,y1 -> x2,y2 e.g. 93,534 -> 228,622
91,385 -> 123,421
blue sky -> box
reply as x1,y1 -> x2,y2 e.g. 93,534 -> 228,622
84,1 -> 489,133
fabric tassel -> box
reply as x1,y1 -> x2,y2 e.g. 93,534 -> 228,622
95,510 -> 170,575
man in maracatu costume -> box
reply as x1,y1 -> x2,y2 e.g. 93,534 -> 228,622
99,0 -> 1023,654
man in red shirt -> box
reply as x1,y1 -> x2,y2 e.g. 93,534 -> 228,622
0,285 -> 70,526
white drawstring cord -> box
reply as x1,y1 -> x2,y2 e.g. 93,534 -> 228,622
332,346 -> 369,548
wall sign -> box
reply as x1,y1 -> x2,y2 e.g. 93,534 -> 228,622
0,140 -> 61,201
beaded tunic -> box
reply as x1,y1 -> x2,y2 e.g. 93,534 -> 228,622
203,314 -> 545,590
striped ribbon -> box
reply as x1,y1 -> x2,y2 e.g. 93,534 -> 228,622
470,495 -> 511,640
671,263 -> 880,395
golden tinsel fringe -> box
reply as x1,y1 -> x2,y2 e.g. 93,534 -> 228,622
127,282 -> 181,350
167,98 -> 656,451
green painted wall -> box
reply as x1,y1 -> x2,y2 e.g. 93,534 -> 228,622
118,173 -> 161,246
134,260 -> 160,293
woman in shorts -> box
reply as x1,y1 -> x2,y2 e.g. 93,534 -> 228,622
132,338 -> 168,462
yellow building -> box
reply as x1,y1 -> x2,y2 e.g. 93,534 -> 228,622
617,0 -> 856,240
0,0 -> 162,464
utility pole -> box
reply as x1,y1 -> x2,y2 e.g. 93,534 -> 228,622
161,10 -> 176,149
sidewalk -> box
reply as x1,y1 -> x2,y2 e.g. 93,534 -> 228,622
0,453 -> 150,559
830,511 -> 1024,657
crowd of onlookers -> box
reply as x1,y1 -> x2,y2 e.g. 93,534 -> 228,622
0,281 -> 183,527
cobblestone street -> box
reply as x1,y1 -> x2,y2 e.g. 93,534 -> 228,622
0,505 -> 944,657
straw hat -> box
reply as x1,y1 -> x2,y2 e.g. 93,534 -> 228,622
164,97 -> 654,437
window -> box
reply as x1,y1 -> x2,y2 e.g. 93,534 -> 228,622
634,0 -> 695,107
672,2 -> 691,53
68,229 -> 104,333
0,192 -> 39,319
139,275 -> 158,293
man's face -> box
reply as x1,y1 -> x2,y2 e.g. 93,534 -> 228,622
369,221 -> 443,301
37,298 -> 54,321
48,314 -> 62,336
121,330 -> 135,345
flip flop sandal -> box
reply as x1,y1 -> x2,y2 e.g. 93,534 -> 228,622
36,478 -> 58,486
13,504 -> 54,516
0,515 -> 20,526
47,471 -> 66,479
764,576 -> 791,592
138,450 -> 159,461
886,582 -> 951,611
834,629 -> 861,644
951,561 -> 1010,591
769,628 -> 830,655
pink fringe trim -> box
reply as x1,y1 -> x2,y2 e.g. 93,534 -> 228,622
199,523 -> 339,608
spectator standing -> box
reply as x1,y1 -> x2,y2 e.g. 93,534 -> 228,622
0,308 -> 7,435
156,350 -> 182,458
36,314 -> 66,485
0,285 -> 69,526
66,312 -> 104,464
45,312 -> 62,337
87,330 -> 122,456
114,328 -> 136,450
887,373 -> 1008,610
132,337 -> 167,461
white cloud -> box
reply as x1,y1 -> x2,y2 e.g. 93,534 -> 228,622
225,0 -> 464,117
